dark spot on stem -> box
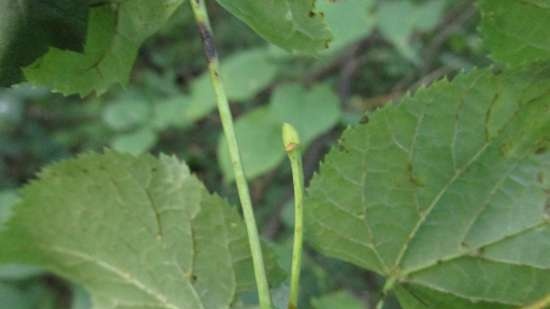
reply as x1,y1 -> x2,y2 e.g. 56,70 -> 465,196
197,22 -> 217,61
309,11 -> 316,17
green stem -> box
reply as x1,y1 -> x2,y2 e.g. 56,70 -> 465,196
375,277 -> 396,309
282,123 -> 305,309
375,298 -> 385,309
189,1 -> 273,309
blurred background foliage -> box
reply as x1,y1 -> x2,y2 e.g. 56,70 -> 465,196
0,0 -> 487,308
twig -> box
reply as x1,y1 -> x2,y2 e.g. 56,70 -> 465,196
189,1 -> 273,308
282,123 -> 305,309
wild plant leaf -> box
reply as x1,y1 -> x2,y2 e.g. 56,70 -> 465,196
0,0 -> 88,86
23,1 -> 183,96
306,66 -> 550,308
215,0 -> 332,54
0,152 -> 283,309
479,0 -> 550,66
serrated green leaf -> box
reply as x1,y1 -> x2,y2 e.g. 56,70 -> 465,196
306,66 -> 550,308
23,1 -> 183,96
215,0 -> 332,54
218,84 -> 340,182
0,0 -> 88,86
0,152 -> 284,309
479,0 -> 550,66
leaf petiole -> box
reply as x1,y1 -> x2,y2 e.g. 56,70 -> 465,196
282,123 -> 305,309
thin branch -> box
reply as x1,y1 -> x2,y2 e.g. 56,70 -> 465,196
189,1 -> 273,309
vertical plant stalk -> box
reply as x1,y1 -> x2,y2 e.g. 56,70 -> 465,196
189,1 -> 273,309
375,299 -> 385,309
282,123 -> 305,309
375,277 -> 395,309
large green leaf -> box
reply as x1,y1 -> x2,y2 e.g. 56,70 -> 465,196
0,152 -> 283,309
305,66 -> 550,308
23,1 -> 183,96
215,0 -> 332,54
0,0 -> 88,86
479,0 -> 550,66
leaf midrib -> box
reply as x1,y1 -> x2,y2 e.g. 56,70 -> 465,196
390,139 -> 491,273
388,83 -> 549,279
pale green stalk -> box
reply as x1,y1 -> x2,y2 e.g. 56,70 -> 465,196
282,123 -> 304,309
189,1 -> 272,309
375,276 -> 395,309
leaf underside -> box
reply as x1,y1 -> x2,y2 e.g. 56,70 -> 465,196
480,0 -> 550,66
305,65 -> 550,308
0,152 -> 283,309
215,0 -> 332,54
23,0 -> 183,97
